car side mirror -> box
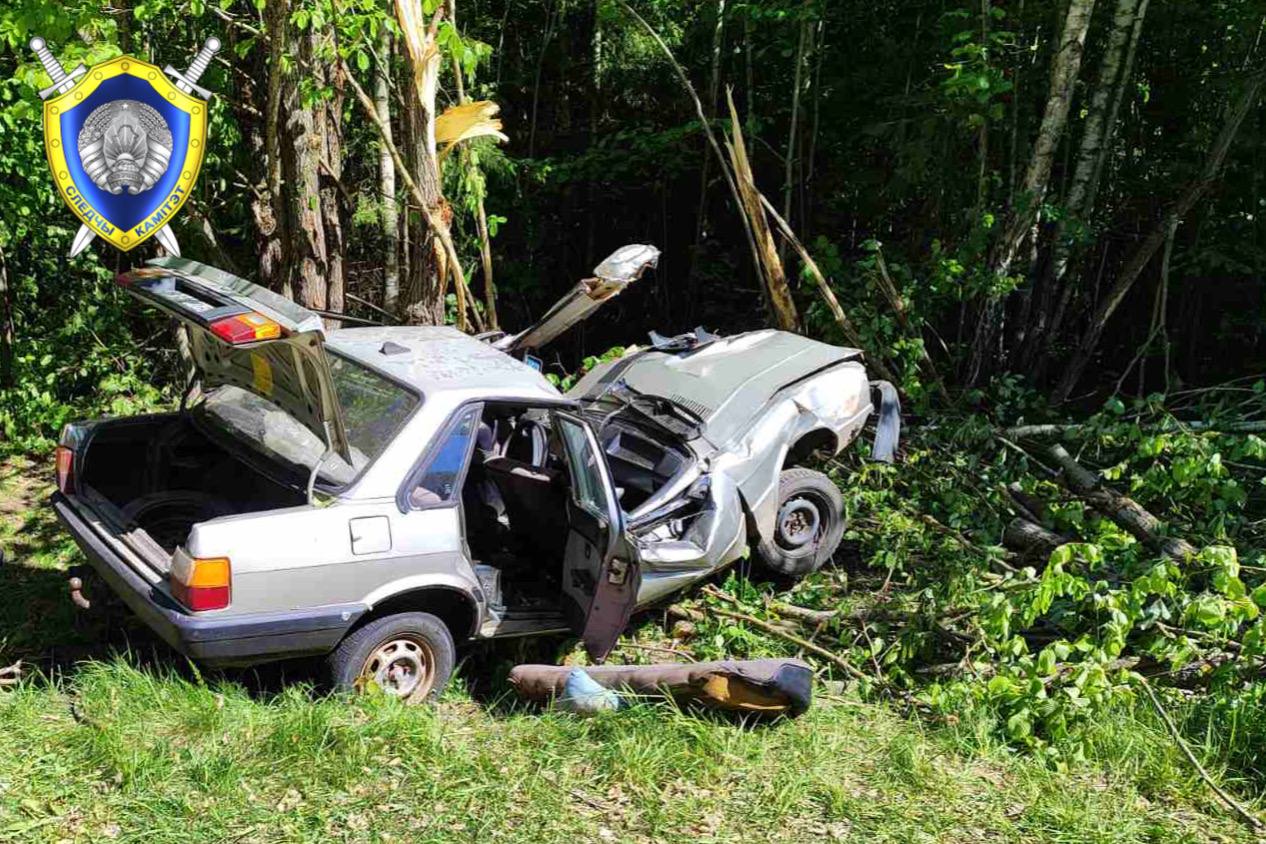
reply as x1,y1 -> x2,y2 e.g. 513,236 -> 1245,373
593,244 -> 661,286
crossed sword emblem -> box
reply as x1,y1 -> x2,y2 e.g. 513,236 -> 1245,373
29,36 -> 221,258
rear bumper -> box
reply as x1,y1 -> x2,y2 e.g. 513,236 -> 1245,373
51,492 -> 365,666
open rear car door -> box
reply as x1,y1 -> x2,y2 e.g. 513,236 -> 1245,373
118,257 -> 352,465
554,412 -> 640,661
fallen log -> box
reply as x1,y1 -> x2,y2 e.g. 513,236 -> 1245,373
1005,482 -> 1050,525
1003,517 -> 1067,561
1047,444 -> 1196,560
1004,419 -> 1266,439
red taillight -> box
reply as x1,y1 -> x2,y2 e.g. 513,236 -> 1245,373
55,446 -> 75,494
171,556 -> 231,611
209,313 -> 282,344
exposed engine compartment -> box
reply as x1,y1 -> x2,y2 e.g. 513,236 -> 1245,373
79,414 -> 305,552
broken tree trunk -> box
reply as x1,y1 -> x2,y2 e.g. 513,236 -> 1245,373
1047,443 -> 1196,559
725,89 -> 800,331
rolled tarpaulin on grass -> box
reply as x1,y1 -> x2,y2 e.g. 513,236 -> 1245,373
508,658 -> 813,717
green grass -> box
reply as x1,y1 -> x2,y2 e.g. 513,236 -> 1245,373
0,457 -> 1258,842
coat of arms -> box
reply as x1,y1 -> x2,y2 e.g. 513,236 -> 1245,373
30,36 -> 220,256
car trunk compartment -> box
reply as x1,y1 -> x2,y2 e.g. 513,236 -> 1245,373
79,414 -> 306,556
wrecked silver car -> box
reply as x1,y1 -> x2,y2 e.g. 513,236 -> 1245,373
50,246 -> 898,702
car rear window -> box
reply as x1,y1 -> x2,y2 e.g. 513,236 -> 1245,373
202,353 -> 419,487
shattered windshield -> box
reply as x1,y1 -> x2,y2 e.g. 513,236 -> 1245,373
200,354 -> 419,487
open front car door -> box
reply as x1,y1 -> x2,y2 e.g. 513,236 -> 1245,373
554,411 -> 640,662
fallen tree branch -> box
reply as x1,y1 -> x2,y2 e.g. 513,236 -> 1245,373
1047,444 -> 1197,560
710,605 -> 870,681
702,586 -> 868,680
0,660 -> 22,687
1138,677 -> 1265,832
767,600 -> 838,627
919,513 -> 1021,574
1003,419 -> 1266,439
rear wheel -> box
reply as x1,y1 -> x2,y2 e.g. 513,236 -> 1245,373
328,612 -> 455,704
756,468 -> 846,578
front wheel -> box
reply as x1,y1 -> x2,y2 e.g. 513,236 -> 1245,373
756,468 -> 846,578
328,612 -> 455,704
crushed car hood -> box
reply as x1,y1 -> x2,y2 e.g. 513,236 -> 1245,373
568,330 -> 863,446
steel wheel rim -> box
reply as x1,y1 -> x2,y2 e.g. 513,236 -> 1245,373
777,495 -> 824,549
363,635 -> 436,700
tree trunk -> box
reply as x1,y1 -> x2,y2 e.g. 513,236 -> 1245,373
115,0 -> 133,54
1047,445 -> 1197,559
400,62 -> 447,326
967,0 -> 1097,383
256,0 -> 289,295
0,241 -> 12,388
1049,0 -> 1141,283
449,0 -> 499,330
1033,0 -> 1150,369
781,2 -> 811,260
285,29 -> 331,313
321,53 -> 346,327
376,29 -> 401,316
1022,0 -> 1142,365
1085,0 -> 1151,223
527,0 -> 560,159
1053,71 -> 1266,402
689,0 -> 726,290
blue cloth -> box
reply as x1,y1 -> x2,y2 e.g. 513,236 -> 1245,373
556,668 -> 620,714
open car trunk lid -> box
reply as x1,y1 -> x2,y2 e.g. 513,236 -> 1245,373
119,257 -> 352,465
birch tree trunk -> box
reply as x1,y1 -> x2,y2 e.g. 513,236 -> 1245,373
376,29 -> 401,316
1045,0 -> 1141,285
1053,71 -> 1266,402
1023,0 -> 1143,367
967,0 -> 1097,383
1085,0 -> 1150,221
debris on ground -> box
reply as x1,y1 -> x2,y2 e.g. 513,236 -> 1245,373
510,658 -> 813,717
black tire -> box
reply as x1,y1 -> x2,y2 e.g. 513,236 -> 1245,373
328,612 -> 455,704
755,468 -> 846,578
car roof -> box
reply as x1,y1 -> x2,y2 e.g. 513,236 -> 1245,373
325,325 -> 565,402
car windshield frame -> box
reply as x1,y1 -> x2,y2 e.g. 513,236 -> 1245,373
193,349 -> 422,493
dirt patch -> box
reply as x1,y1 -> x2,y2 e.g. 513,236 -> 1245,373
0,456 -> 51,523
